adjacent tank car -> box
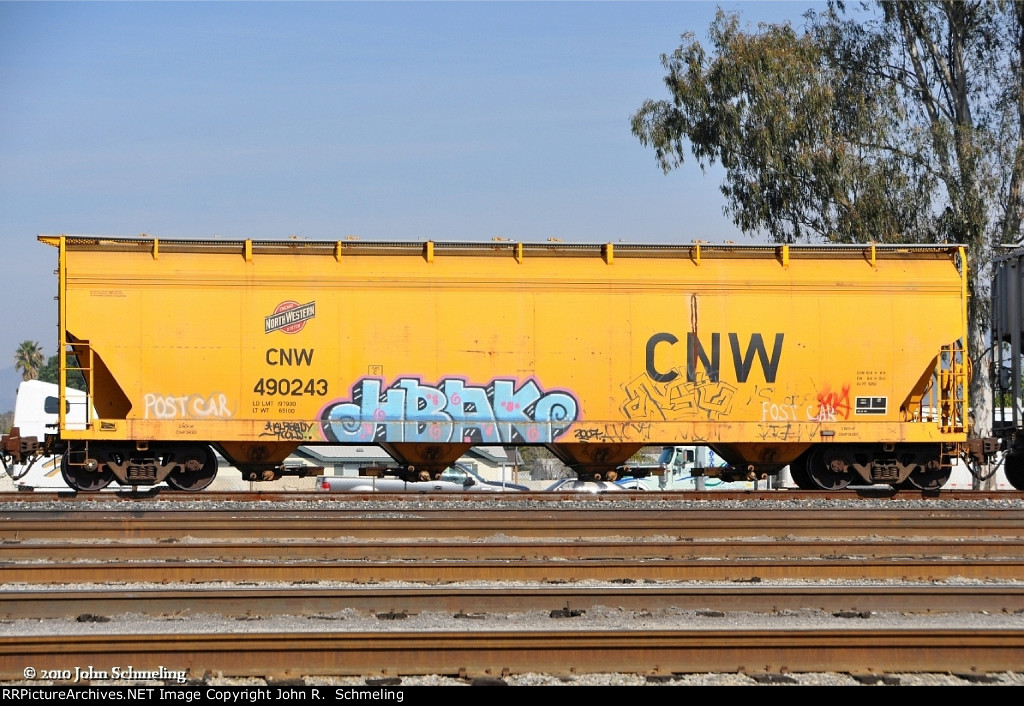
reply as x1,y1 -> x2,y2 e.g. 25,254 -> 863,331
0,236 -> 988,491
990,247 -> 1024,491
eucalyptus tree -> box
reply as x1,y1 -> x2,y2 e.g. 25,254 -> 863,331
632,2 -> 1024,470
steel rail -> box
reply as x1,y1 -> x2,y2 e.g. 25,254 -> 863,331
4,585 -> 1024,619
3,509 -> 1024,540
2,557 -> 1023,583
2,539 -> 1024,562
2,629 -> 1023,679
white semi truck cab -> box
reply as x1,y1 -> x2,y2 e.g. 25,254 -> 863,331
618,445 -> 768,490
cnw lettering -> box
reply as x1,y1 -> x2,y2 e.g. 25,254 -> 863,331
266,348 -> 314,366
646,332 -> 784,384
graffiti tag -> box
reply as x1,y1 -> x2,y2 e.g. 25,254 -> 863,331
621,370 -> 737,421
321,377 -> 580,444
260,421 -> 317,440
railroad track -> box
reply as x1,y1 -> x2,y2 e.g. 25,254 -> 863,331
1,489 -> 1021,504
1,497 -> 1022,682
4,507 -> 1024,539
5,558 -> 1024,583
4,584 -> 1024,618
4,629 -> 1024,680
3,538 -> 1023,561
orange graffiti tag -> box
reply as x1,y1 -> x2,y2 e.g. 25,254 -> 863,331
815,384 -> 851,421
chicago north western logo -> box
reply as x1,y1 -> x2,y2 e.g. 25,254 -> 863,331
265,301 -> 316,334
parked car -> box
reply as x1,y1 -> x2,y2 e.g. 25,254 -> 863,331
316,463 -> 528,493
614,477 -> 651,490
443,463 -> 530,491
544,478 -> 624,493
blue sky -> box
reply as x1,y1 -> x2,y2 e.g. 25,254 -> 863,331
0,1 -> 823,410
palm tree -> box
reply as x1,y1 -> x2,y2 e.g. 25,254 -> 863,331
13,340 -> 44,381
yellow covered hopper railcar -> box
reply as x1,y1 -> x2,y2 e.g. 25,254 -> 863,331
26,236 -> 971,491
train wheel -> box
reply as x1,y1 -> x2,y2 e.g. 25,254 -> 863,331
1006,454 -> 1024,491
165,446 -> 218,492
804,447 -> 852,490
899,466 -> 950,491
787,450 -> 816,490
60,446 -> 114,492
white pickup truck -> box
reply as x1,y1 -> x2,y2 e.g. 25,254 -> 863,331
316,463 -> 528,493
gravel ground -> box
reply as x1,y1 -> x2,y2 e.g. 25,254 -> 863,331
3,493 -> 1024,513
2,593 -> 1024,634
